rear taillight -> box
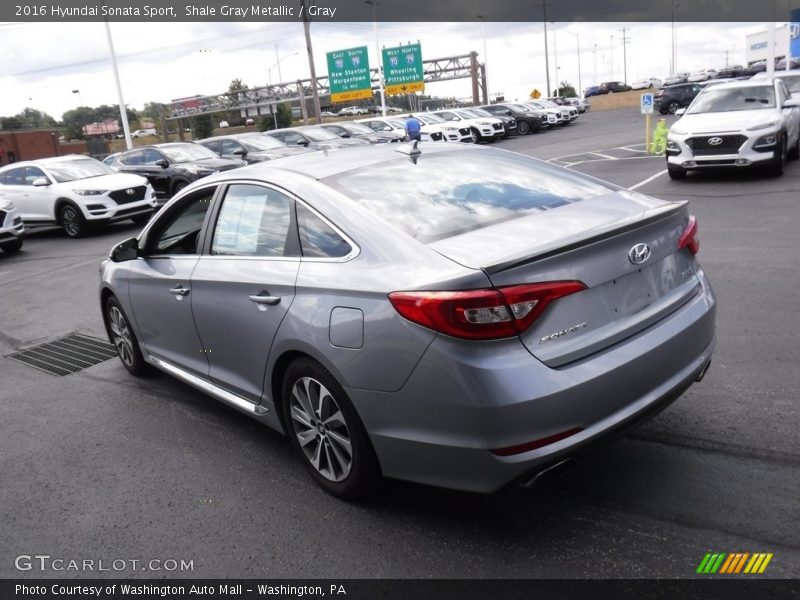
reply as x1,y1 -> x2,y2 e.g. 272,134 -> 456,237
678,214 -> 700,255
388,281 -> 586,341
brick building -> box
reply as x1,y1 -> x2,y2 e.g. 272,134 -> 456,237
0,130 -> 60,166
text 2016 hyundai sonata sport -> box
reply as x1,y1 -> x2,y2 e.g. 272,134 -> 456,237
99,143 -> 716,499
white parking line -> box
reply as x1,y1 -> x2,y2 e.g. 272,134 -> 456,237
590,152 -> 618,160
629,169 -> 668,190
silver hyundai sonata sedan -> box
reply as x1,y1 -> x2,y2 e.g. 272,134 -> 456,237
99,143 -> 716,499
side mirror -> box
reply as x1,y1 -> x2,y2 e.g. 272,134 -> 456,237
338,132 -> 350,138
232,148 -> 247,156
675,108 -> 687,116
783,98 -> 798,108
297,140 -> 309,146
156,159 -> 169,168
32,177 -> 50,187
110,237 -> 139,263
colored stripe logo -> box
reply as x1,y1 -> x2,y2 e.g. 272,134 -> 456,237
697,552 -> 773,574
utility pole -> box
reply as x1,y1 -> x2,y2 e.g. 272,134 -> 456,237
593,43 -> 598,86
553,27 -> 559,96
610,34 -> 614,81
620,26 -> 630,84
300,0 -> 322,123
724,49 -> 730,66
542,1 -> 551,97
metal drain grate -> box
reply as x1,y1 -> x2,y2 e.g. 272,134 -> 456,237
7,333 -> 118,376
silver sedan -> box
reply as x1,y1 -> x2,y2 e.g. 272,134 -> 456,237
99,143 -> 716,499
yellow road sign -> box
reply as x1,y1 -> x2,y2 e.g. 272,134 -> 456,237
385,81 -> 425,96
330,89 -> 374,103
530,89 -> 542,99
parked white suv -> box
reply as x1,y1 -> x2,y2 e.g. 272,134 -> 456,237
666,78 -> 800,178
0,155 -> 158,237
0,198 -> 24,253
431,109 -> 505,142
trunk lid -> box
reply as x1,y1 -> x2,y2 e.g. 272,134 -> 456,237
429,190 -> 699,367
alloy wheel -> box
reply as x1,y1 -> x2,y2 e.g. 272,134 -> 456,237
289,376 -> 353,482
61,206 -> 80,237
108,306 -> 135,367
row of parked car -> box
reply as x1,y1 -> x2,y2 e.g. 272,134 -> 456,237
0,100 -> 586,247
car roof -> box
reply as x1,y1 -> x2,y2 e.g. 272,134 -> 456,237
199,141 -> 473,184
198,132 -> 265,142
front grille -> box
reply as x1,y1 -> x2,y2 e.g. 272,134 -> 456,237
686,135 -> 747,156
459,127 -> 470,135
430,132 -> 444,141
7,333 -> 118,376
109,185 -> 147,204
696,159 -> 737,165
492,123 -> 503,130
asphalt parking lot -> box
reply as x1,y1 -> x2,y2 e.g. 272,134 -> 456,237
1,108 -> 798,579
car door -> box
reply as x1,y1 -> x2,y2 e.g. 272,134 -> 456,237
190,182 -> 299,403
778,81 -> 800,145
20,166 -> 56,221
138,148 -> 173,197
125,185 -> 218,376
220,139 -> 246,160
0,167 -> 42,221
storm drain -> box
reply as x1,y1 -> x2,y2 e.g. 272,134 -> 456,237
7,333 -> 118,376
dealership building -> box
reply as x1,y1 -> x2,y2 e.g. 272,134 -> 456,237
745,25 -> 790,64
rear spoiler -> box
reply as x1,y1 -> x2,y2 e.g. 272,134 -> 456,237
484,202 -> 687,275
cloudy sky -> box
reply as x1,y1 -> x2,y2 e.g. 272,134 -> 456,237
0,20 -> 776,120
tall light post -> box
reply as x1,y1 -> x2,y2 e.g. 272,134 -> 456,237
553,25 -> 559,95
609,34 -> 614,80
71,89 -> 82,107
672,1 -> 681,74
365,0 -> 386,116
542,1 -> 551,97
563,29 -> 581,97
102,13 -> 132,149
477,15 -> 489,101
268,51 -> 298,85
593,43 -> 598,86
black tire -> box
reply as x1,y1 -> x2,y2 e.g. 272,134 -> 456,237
0,238 -> 22,253
171,180 -> 189,196
282,357 -> 380,500
469,128 -> 480,143
104,295 -> 149,376
668,101 -> 680,114
131,212 -> 153,226
517,120 -> 531,135
648,83 -> 654,89
768,135 -> 787,176
788,136 -> 800,161
59,203 -> 88,238
668,166 -> 687,180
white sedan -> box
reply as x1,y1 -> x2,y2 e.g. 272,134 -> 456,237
631,77 -> 662,90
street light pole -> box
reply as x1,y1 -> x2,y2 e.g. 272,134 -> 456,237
563,30 -> 581,97
553,25 -> 559,96
102,15 -> 132,150
610,34 -> 614,81
478,15 -> 489,102
71,89 -> 82,107
268,52 -> 298,86
366,1 -> 386,116
542,2 -> 551,97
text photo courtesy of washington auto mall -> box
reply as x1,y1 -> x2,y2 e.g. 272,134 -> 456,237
0,0 -> 799,599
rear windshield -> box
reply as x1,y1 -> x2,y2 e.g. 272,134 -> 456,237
324,149 -> 612,243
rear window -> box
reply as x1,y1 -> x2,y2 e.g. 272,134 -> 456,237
324,149 -> 612,243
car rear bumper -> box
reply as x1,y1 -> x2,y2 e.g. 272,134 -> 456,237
347,269 -> 716,493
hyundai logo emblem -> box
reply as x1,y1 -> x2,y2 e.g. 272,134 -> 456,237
707,137 -> 723,146
628,243 -> 652,265
125,188 -> 135,195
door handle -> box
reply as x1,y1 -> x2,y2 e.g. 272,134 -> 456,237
249,293 -> 281,306
169,285 -> 190,296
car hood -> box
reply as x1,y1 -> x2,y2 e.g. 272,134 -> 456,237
175,157 -> 243,170
64,173 -> 148,190
675,109 -> 778,133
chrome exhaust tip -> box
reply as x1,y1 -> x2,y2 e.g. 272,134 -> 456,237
519,457 -> 579,488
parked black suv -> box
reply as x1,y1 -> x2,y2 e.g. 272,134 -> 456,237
110,143 -> 243,199
480,103 -> 545,134
654,83 -> 704,114
598,81 -> 632,94
716,64 -> 745,79
198,133 -> 313,163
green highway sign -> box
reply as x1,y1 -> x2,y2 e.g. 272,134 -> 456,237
326,46 -> 373,103
382,43 -> 424,95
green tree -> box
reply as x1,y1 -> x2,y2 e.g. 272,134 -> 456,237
191,114 -> 214,140
556,82 -> 577,97
276,103 -> 292,128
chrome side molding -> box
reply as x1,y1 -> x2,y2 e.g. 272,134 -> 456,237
147,356 -> 269,416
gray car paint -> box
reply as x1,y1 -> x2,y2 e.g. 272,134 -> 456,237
100,143 -> 716,493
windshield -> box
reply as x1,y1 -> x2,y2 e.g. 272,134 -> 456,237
301,127 -> 341,141
537,100 -> 558,108
688,85 -> 776,113
238,135 -> 286,151
341,122 -> 375,135
160,144 -> 220,163
325,150 -> 611,243
419,113 -> 445,124
46,158 -> 115,183
510,103 -> 533,112
455,110 -> 478,119
469,108 -> 493,117
388,119 -> 407,128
